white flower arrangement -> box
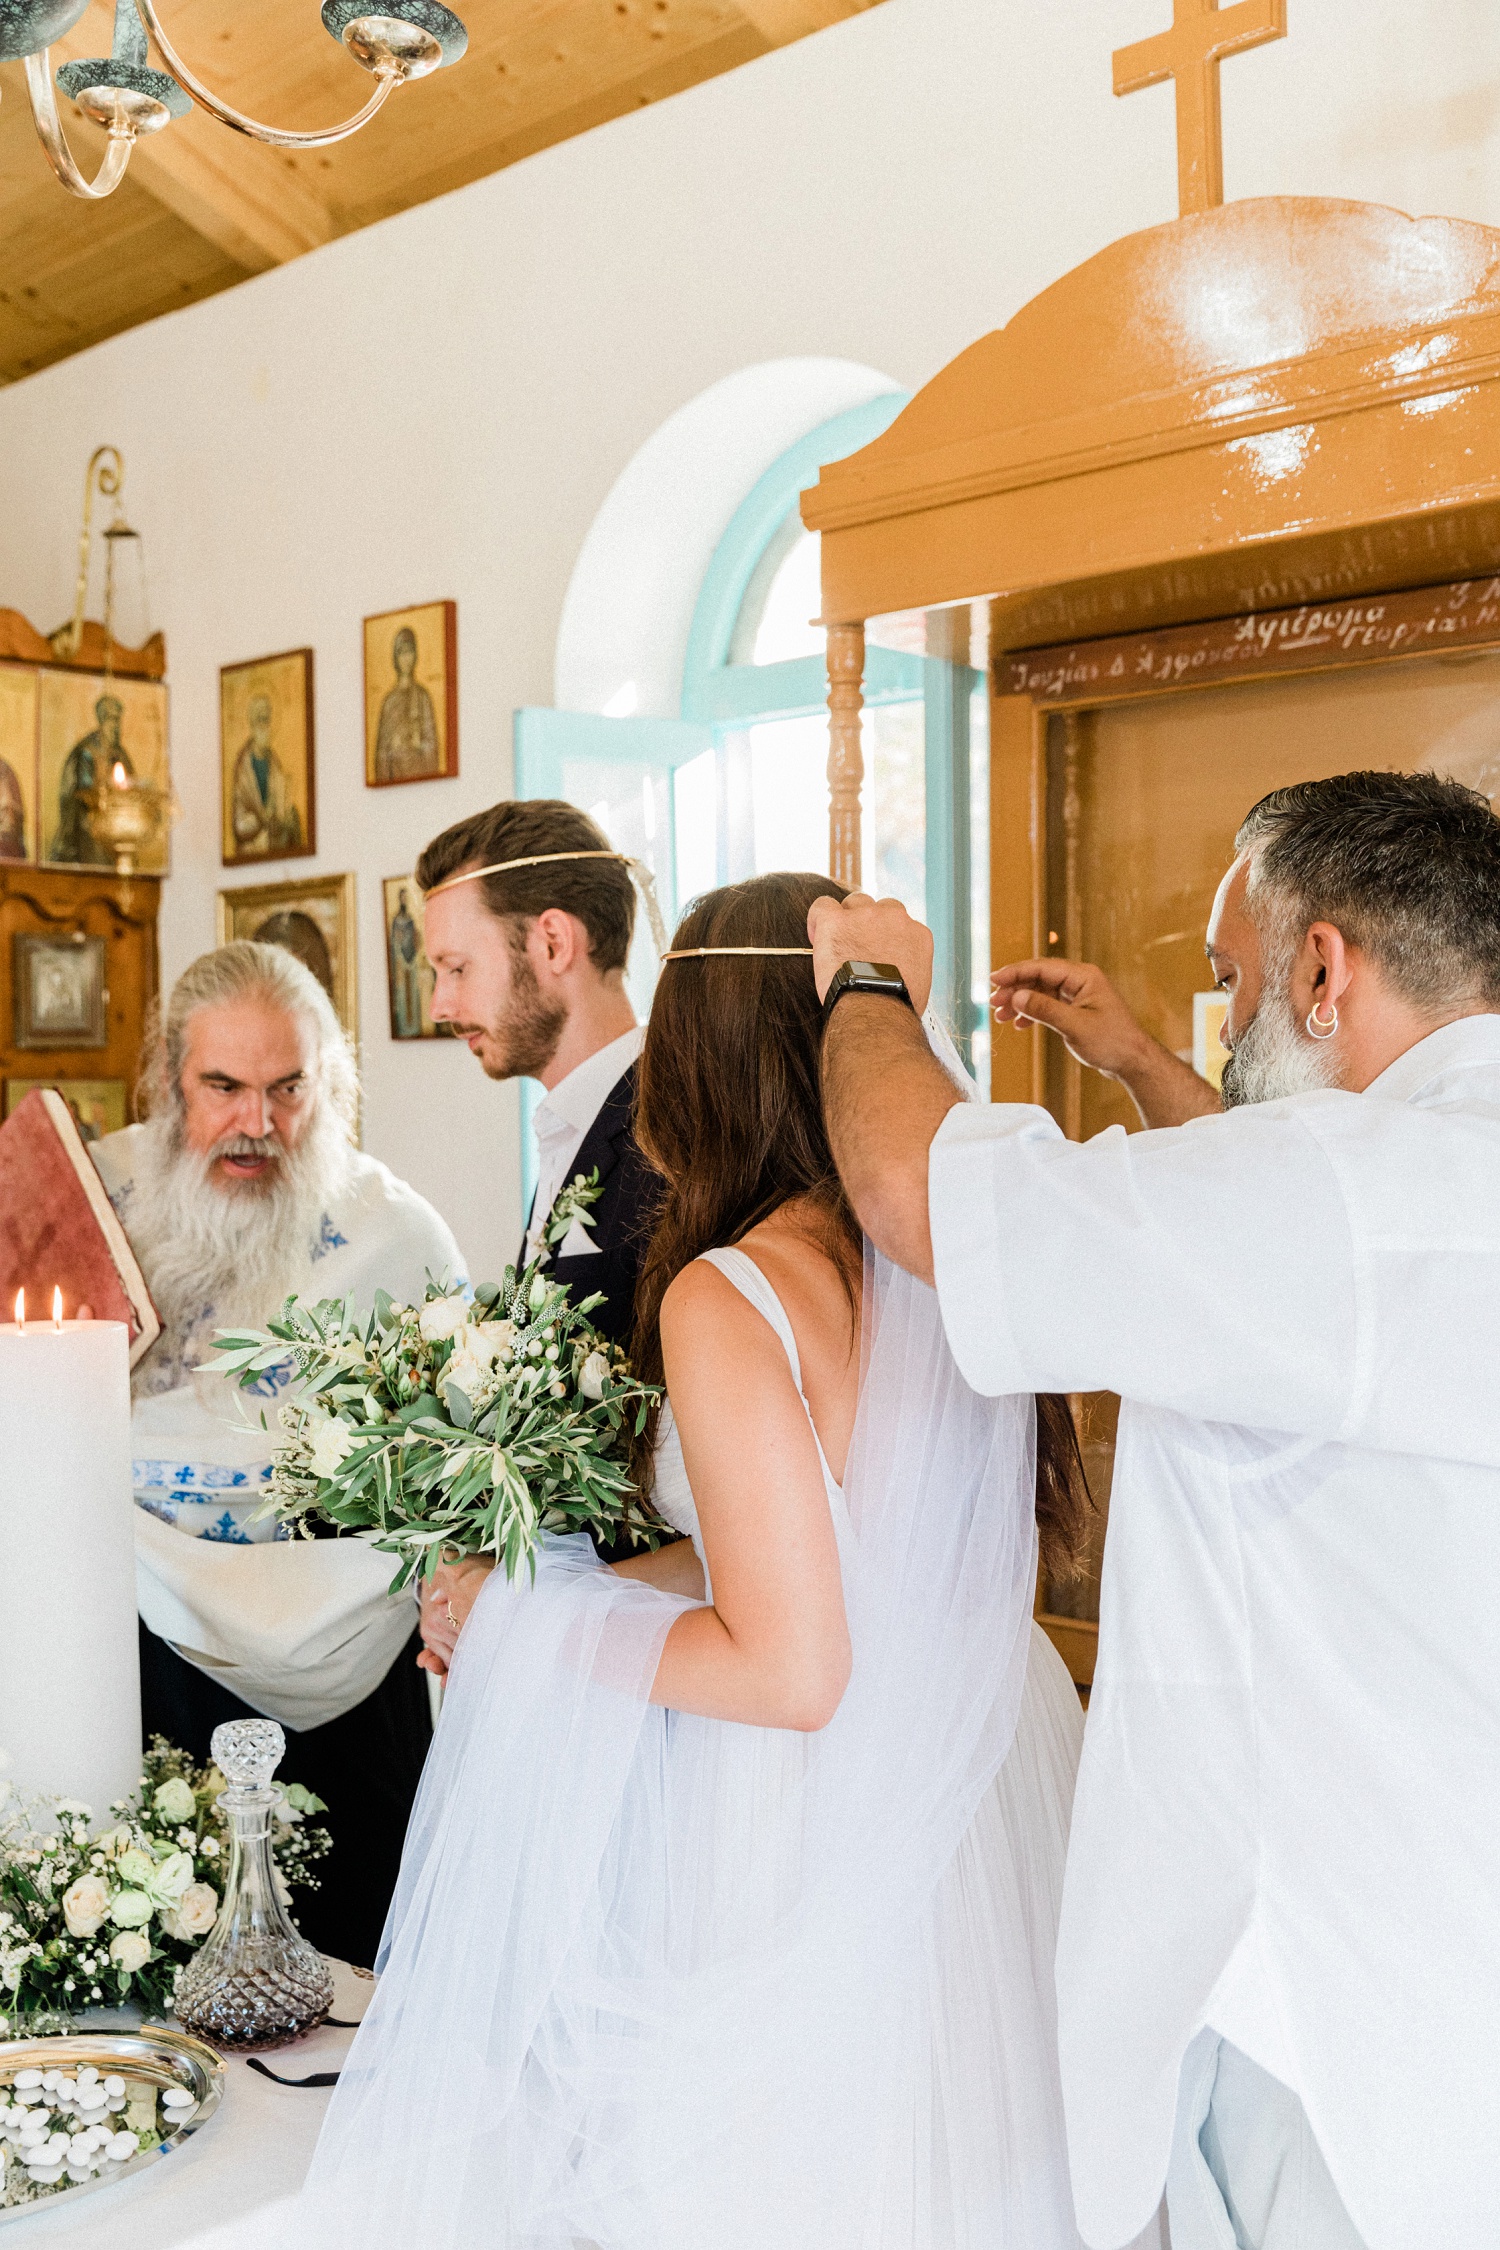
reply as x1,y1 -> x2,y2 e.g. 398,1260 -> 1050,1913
210,1262 -> 668,1587
0,1739 -> 328,2027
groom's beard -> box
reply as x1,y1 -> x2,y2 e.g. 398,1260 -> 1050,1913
1220,978 -> 1337,1108
457,946 -> 566,1082
129,1100 -> 351,1386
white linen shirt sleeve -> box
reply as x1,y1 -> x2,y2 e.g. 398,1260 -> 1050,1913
928,1098 -> 1358,1438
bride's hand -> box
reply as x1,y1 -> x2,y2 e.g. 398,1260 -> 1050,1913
418,1557 -> 496,1677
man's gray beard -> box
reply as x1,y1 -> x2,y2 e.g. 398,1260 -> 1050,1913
1220,979 -> 1337,1108
129,1101 -> 352,1388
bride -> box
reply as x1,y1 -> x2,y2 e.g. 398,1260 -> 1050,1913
280,871 -> 1091,2249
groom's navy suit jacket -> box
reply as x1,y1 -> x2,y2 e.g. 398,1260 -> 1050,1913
520,1060 -> 661,1354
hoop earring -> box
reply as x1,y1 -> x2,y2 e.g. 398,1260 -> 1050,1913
1306,999 -> 1339,1040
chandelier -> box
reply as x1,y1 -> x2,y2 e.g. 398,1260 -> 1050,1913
1,0 -> 466,199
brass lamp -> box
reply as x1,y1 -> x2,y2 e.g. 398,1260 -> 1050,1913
83,759 -> 173,877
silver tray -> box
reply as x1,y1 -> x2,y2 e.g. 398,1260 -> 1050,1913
0,2024 -> 225,2224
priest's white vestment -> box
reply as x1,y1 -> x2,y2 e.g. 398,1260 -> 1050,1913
91,1128 -> 467,1728
927,1015 -> 1500,2250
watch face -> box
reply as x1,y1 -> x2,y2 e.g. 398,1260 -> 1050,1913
850,962 -> 904,988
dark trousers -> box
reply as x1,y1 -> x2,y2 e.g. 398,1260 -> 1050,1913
138,1619 -> 433,1971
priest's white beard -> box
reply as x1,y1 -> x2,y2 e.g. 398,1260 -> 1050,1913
129,1100 -> 352,1387
1220,977 -> 1337,1108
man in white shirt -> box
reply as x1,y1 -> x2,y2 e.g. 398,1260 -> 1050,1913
94,938 -> 465,1966
416,800 -> 662,1669
808,770 -> 1500,2250
417,796 -> 658,1346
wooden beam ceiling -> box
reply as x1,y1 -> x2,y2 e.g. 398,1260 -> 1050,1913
735,0 -> 877,41
0,0 -> 887,385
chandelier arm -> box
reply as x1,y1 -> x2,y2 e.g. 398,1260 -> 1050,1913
24,51 -> 136,198
130,0 -> 396,146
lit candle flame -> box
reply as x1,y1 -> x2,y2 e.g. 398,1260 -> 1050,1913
111,761 -> 128,789
13,1288 -> 23,1333
52,1287 -> 63,1331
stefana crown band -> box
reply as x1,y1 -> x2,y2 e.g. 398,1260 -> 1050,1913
425,848 -> 669,955
423,850 -> 631,897
659,947 -> 816,962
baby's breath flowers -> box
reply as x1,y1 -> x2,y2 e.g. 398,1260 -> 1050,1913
211,1263 -> 668,1587
0,1739 -> 328,2027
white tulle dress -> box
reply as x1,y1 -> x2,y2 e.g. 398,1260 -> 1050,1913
650,1249 -> 1088,2247
246,1245 -> 1087,2250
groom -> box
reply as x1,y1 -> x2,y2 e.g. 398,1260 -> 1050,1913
415,797 -> 662,1662
809,770 -> 1500,2250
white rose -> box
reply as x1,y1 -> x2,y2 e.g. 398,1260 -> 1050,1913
114,1848 -> 154,1886
160,1882 -> 217,1942
61,1876 -> 111,1939
110,1890 -> 153,1930
578,1351 -> 611,1402
444,1349 -> 490,1402
152,1777 -> 196,1825
108,1930 -> 150,1975
145,1852 -> 194,1907
308,1415 -> 357,1479
464,1321 -> 515,1369
418,1294 -> 470,1343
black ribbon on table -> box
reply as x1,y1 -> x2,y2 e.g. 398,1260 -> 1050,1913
244,2057 -> 342,2088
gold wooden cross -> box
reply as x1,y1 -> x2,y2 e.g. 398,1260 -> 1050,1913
1113,0 -> 1287,217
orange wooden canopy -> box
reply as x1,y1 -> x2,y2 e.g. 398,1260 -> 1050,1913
803,195 -> 1500,646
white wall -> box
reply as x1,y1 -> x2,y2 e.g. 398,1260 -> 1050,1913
2,0 -> 1499,1275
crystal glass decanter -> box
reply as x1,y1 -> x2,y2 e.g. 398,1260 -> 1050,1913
172,1718 -> 334,2050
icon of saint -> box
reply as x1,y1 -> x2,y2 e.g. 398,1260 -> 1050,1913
251,908 -> 335,1002
231,691 -> 303,859
388,888 -> 425,1037
0,756 -> 25,861
373,627 -> 439,782
50,693 -> 133,864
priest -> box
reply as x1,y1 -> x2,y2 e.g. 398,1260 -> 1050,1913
809,770 -> 1500,2250
92,939 -> 465,1967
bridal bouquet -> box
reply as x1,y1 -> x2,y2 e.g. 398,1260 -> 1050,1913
0,1738 -> 329,2027
210,1265 -> 666,1589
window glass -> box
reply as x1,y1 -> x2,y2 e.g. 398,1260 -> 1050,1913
730,517 -> 825,666
670,708 -> 928,921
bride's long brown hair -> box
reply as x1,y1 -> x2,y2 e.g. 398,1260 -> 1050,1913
630,870 -> 1090,1581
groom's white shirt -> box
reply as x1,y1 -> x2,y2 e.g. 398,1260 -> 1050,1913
927,1014 -> 1500,2250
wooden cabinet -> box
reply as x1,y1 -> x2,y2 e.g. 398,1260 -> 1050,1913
802,194 -> 1500,1687
1,865 -> 161,1130
0,610 -> 166,1135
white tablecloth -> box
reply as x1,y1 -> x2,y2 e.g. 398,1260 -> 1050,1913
3,1958 -> 371,2246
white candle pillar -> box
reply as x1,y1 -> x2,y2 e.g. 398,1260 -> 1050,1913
0,1314 -> 141,1823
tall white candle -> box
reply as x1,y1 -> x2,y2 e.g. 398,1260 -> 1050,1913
0,1313 -> 141,1823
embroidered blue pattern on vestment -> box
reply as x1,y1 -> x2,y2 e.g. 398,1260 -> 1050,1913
202,1512 -> 252,1544
310,1213 -> 350,1261
134,1460 -> 273,1493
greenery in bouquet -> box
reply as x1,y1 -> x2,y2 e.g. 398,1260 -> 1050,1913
210,1263 -> 668,1589
0,1738 -> 329,2025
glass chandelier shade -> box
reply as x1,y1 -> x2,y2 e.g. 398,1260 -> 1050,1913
4,0 -> 466,197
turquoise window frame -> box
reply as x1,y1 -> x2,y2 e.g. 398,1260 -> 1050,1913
680,394 -> 982,1048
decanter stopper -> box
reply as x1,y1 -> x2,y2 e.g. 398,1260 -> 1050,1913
172,1718 -> 334,2051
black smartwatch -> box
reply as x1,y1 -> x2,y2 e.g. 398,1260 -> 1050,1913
820,959 -> 915,1029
